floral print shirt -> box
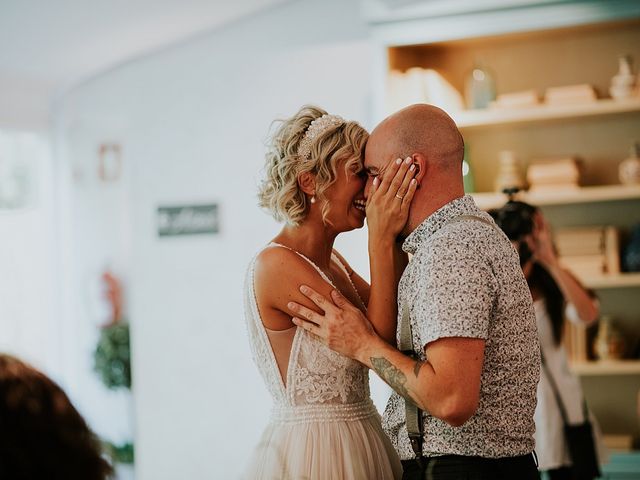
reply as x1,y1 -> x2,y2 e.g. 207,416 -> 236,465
382,195 -> 540,459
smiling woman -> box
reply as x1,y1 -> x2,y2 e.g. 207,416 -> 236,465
243,105 -> 416,479
258,105 -> 368,227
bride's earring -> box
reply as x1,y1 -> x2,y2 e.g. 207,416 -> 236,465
310,195 -> 316,204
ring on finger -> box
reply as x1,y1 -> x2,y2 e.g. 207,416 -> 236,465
395,194 -> 404,200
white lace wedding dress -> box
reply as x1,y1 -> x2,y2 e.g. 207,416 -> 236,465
243,245 -> 402,480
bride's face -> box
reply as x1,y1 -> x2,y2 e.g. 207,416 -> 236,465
319,156 -> 367,233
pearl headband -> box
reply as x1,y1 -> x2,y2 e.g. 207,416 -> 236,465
297,114 -> 345,161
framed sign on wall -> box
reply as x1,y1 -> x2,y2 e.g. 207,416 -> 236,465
157,204 -> 219,237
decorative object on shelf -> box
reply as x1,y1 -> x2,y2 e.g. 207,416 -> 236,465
604,227 -> 621,275
462,143 -> 475,193
464,60 -> 496,109
386,68 -> 464,115
421,68 -> 464,113
494,150 -> 525,192
526,157 -> 581,192
98,143 -> 122,183
593,316 -> 625,361
564,320 -> 588,363
387,69 -> 424,110
490,90 -> 539,109
623,224 -> 640,272
619,142 -> 640,185
610,54 -> 636,101
544,84 -> 597,105
555,226 -> 619,277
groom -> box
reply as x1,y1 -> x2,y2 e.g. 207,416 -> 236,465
289,104 -> 540,479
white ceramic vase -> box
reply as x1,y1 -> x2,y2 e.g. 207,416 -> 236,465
610,54 -> 636,100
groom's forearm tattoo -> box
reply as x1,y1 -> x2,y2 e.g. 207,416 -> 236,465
371,357 -> 412,401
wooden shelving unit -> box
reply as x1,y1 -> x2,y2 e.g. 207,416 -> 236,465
571,360 -> 640,376
581,273 -> 640,289
453,98 -> 640,130
471,184 -> 640,210
376,7 -> 640,441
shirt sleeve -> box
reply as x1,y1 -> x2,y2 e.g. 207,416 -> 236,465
412,235 -> 497,348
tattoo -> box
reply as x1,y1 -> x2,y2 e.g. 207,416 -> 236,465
413,361 -> 424,378
371,357 -> 411,401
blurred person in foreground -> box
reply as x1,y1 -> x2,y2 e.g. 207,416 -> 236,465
490,200 -> 606,480
0,354 -> 113,480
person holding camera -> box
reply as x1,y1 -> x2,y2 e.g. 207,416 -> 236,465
491,200 -> 606,480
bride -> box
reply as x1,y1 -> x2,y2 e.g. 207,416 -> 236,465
243,105 -> 416,479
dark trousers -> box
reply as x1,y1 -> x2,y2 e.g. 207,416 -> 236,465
543,467 -> 573,480
401,453 -> 538,480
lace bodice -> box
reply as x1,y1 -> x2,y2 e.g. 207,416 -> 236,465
243,245 -> 373,423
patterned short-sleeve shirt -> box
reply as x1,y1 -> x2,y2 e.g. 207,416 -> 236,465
382,195 -> 540,460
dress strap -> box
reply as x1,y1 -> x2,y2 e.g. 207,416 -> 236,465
331,251 -> 367,311
267,242 -> 335,287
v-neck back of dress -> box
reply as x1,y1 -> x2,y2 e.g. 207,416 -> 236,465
244,243 -> 371,414
242,243 -> 403,479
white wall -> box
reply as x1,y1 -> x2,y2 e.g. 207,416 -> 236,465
56,1 -> 383,478
54,109 -> 135,448
0,131 -> 58,370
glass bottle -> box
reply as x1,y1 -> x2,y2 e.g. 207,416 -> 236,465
465,60 -> 497,109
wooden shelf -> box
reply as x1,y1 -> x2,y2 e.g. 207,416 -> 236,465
581,273 -> 640,289
471,184 -> 640,210
452,98 -> 640,130
570,360 -> 640,376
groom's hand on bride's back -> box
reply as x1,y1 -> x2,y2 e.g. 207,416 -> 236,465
289,286 -> 380,363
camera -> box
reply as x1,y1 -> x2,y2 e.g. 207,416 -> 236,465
489,188 -> 537,266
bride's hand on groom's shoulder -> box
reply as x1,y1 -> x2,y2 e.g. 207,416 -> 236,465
366,157 -> 417,244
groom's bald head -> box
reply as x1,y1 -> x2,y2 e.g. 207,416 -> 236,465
364,104 -> 465,235
366,104 -> 464,172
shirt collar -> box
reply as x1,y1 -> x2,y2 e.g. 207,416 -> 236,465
402,195 -> 480,254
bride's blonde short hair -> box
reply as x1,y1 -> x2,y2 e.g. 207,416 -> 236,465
258,105 -> 368,225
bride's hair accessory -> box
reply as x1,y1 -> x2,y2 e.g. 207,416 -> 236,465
298,114 -> 344,161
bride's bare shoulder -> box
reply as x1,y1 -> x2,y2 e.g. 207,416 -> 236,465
254,244 -> 334,314
255,244 -> 304,276
254,245 -> 319,292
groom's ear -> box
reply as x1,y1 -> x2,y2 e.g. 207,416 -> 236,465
411,154 -> 427,187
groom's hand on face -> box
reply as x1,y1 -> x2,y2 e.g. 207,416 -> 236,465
288,286 -> 376,362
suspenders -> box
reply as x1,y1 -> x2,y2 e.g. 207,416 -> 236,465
399,214 -> 498,460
